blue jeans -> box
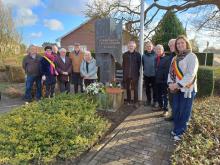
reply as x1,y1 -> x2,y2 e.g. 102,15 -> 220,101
24,75 -> 42,100
172,91 -> 196,136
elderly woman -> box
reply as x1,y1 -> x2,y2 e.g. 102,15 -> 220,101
80,51 -> 98,87
168,35 -> 199,141
154,44 -> 171,117
55,48 -> 72,93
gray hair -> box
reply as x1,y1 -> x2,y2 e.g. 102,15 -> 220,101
84,51 -> 91,56
155,44 -> 164,52
59,48 -> 67,53
168,39 -> 176,46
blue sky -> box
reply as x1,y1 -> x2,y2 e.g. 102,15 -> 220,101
2,0 -> 220,51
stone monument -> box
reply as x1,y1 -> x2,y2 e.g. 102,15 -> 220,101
95,18 -> 122,83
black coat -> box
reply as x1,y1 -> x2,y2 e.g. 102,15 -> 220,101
155,55 -> 172,84
122,51 -> 141,80
40,57 -> 56,85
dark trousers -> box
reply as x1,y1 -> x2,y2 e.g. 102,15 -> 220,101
45,83 -> 55,98
125,78 -> 138,103
144,76 -> 157,103
59,81 -> 70,93
24,75 -> 42,101
168,91 -> 174,115
84,79 -> 95,87
72,72 -> 83,93
173,91 -> 196,136
157,83 -> 168,111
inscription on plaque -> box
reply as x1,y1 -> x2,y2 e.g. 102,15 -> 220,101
95,18 -> 122,83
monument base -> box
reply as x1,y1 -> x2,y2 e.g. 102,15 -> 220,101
97,88 -> 124,112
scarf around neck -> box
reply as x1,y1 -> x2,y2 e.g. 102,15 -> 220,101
44,52 -> 56,75
169,49 -> 191,82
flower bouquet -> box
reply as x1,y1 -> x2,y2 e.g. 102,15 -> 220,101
85,82 -> 105,95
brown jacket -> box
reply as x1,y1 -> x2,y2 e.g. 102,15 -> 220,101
69,50 -> 84,73
55,55 -> 72,82
122,50 -> 141,80
22,54 -> 42,76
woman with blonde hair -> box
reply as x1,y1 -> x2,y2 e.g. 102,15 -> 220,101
168,35 -> 199,141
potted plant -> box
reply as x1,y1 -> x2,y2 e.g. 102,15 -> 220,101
85,81 -> 124,112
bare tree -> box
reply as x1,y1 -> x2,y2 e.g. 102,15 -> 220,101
0,0 -> 22,62
85,0 -> 220,38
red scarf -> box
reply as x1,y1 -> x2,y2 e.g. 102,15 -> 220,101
156,53 -> 164,66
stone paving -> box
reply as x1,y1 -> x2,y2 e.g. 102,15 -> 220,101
79,105 -> 175,165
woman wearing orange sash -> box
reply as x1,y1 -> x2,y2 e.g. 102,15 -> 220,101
168,35 -> 199,141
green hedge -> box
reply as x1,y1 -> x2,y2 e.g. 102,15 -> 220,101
195,53 -> 214,66
197,66 -> 214,97
0,94 -> 109,164
171,97 -> 220,165
214,67 -> 220,96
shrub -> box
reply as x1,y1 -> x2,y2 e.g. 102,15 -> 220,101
0,94 -> 109,164
214,67 -> 220,96
8,65 -> 25,83
197,66 -> 214,98
196,53 -> 214,66
171,97 -> 220,165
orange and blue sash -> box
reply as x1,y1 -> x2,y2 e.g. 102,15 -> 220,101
172,57 -> 183,80
172,57 -> 195,88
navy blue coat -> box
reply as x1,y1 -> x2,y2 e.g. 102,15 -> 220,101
155,55 -> 172,84
40,57 -> 56,85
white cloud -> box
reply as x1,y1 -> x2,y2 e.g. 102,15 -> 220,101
43,19 -> 64,31
2,0 -> 43,8
15,8 -> 38,26
2,0 -> 42,27
30,32 -> 42,38
47,0 -> 88,15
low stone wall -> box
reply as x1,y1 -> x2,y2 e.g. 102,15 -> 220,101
0,65 -> 25,83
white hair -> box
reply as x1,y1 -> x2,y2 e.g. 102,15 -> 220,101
155,44 -> 164,52
168,39 -> 176,46
84,51 -> 91,56
59,48 -> 66,52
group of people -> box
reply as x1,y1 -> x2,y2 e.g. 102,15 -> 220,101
22,43 -> 98,101
23,34 -> 198,141
122,35 -> 199,141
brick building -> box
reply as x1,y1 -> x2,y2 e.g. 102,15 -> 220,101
57,18 -> 137,52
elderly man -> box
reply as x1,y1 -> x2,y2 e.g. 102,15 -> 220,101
122,41 -> 141,108
22,45 -> 42,102
52,45 -> 59,56
55,48 -> 72,93
165,38 -> 176,121
142,41 -> 157,107
69,43 -> 84,93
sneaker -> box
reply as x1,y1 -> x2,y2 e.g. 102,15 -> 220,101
152,102 -> 158,108
165,116 -> 173,121
133,103 -> 139,109
144,101 -> 151,107
152,107 -> 162,111
162,111 -> 169,117
171,131 -> 176,136
174,135 -> 181,141
126,102 -> 131,106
